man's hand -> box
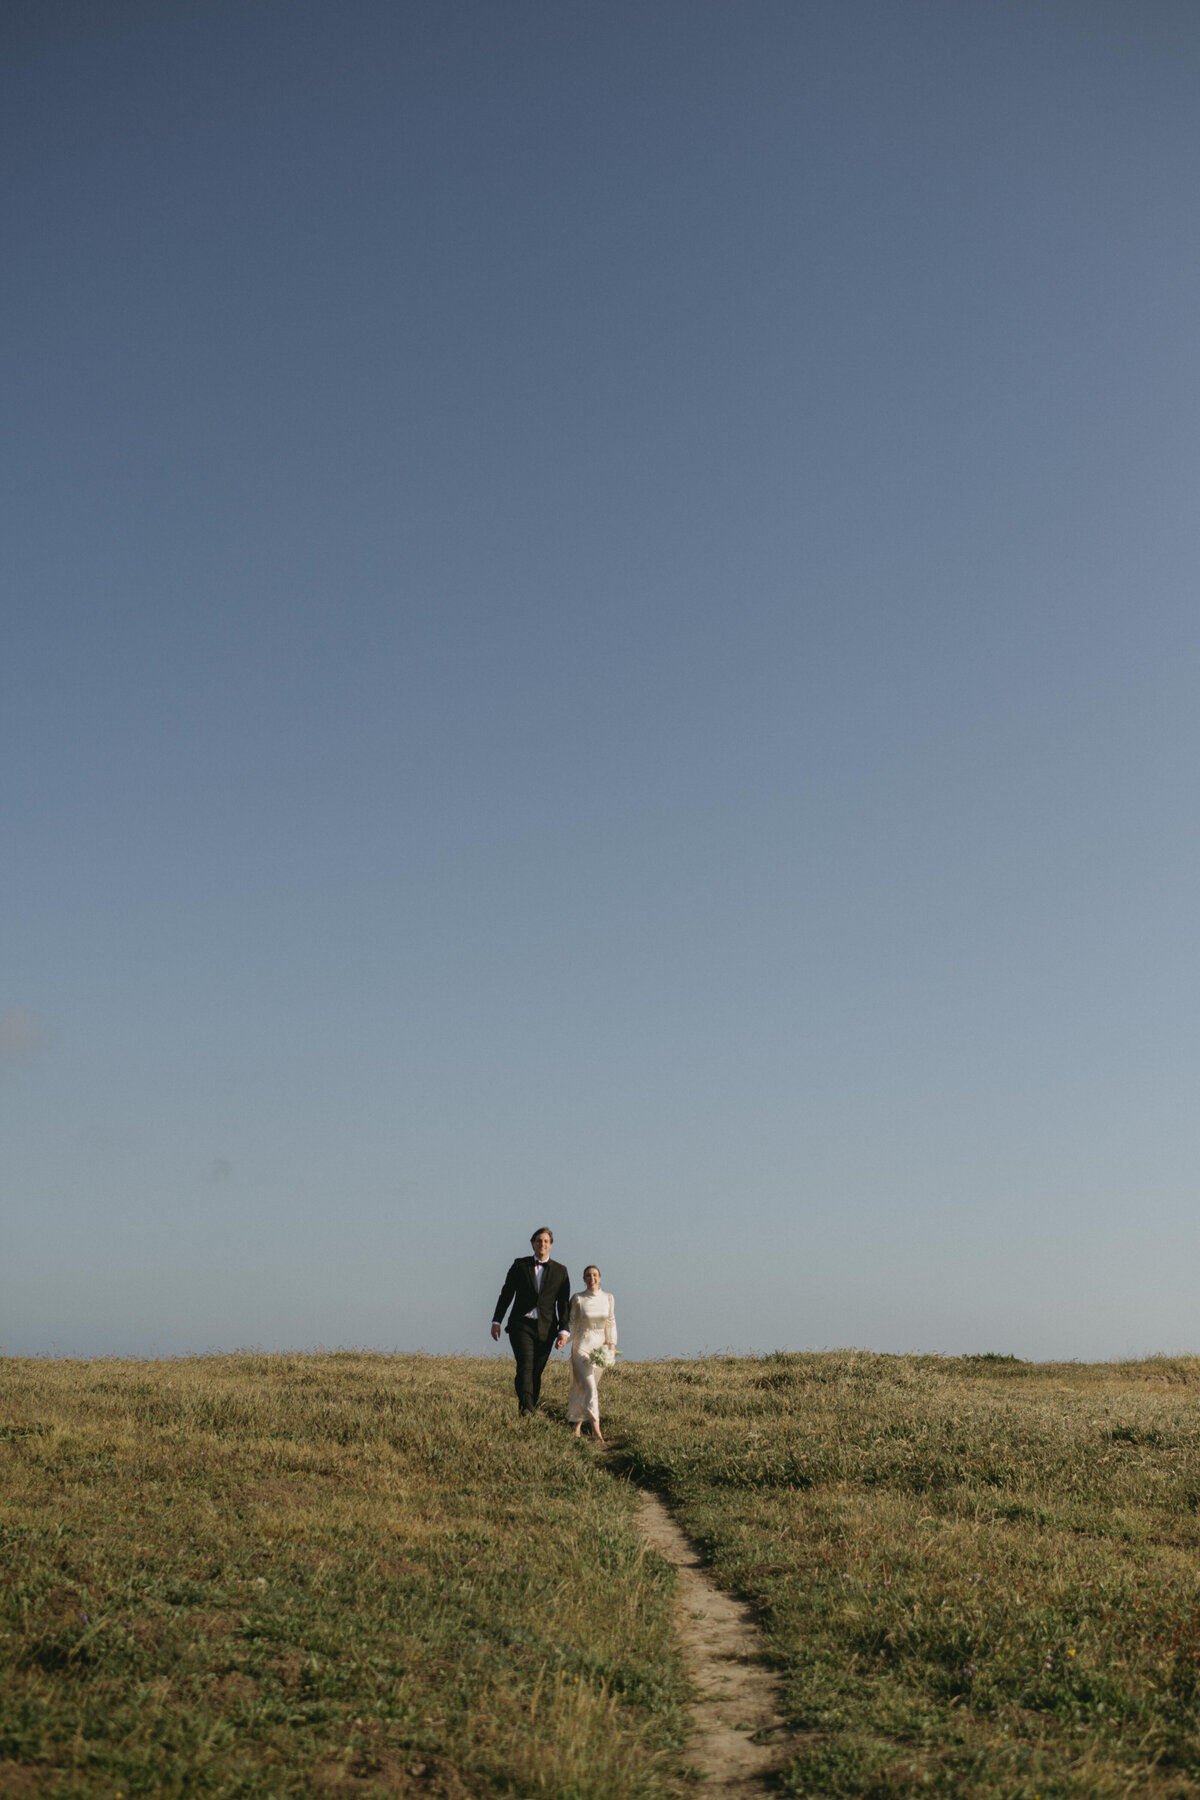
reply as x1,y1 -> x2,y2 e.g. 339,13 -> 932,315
491,1321 -> 501,1341
555,1331 -> 570,1350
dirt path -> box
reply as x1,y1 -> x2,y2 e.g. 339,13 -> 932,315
636,1491 -> 790,1798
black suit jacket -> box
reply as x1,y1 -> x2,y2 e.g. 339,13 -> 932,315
493,1257 -> 571,1343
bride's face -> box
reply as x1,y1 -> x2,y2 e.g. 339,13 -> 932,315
584,1266 -> 601,1292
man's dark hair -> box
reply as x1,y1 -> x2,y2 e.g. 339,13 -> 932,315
530,1226 -> 553,1243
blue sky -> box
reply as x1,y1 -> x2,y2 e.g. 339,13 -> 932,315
4,0 -> 1200,1361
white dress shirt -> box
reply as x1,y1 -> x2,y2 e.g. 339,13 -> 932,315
526,1256 -> 548,1319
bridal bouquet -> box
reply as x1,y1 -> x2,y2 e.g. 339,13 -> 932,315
589,1344 -> 620,1369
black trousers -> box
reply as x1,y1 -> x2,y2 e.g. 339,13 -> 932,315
508,1318 -> 554,1414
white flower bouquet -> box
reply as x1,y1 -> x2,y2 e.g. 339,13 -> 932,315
589,1344 -> 620,1370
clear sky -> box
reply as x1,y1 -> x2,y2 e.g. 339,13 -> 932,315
4,0 -> 1199,1363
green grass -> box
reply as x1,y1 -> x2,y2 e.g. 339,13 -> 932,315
8,1350 -> 1200,1798
614,1351 -> 1200,1799
0,1353 -> 688,1799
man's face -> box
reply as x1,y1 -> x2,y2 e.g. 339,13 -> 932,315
531,1232 -> 552,1262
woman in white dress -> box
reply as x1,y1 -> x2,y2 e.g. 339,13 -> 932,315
566,1265 -> 617,1444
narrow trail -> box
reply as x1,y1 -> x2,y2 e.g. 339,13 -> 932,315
635,1491 -> 791,1798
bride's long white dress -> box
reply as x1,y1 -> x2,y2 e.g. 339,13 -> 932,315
566,1289 -> 618,1428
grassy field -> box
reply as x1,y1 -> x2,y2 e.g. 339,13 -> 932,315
5,1352 -> 1200,1798
0,1353 -> 688,1799
616,1351 -> 1200,1799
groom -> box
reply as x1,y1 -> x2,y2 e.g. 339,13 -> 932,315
491,1227 -> 571,1416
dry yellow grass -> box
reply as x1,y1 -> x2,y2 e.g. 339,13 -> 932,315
8,1348 -> 1200,1798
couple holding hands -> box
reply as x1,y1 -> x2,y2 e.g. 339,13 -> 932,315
491,1227 -> 618,1442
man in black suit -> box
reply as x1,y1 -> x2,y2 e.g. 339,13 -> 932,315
491,1226 -> 571,1416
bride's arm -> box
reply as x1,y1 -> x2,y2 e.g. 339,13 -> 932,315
606,1292 -> 617,1348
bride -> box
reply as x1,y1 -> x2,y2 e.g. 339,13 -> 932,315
566,1265 -> 617,1444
